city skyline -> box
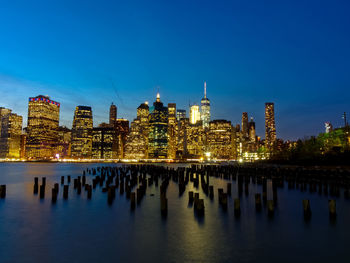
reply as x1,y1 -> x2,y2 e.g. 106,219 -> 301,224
1,1 -> 350,140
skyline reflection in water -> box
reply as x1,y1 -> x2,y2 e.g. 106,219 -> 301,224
0,163 -> 349,263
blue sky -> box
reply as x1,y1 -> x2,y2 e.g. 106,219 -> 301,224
0,0 -> 349,140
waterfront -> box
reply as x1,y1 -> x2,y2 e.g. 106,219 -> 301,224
0,163 -> 349,263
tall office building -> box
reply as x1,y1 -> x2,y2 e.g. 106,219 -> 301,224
148,93 -> 168,158
0,108 -> 22,158
115,118 -> 129,158
109,103 -> 117,126
167,103 -> 177,159
190,105 -> 200,124
248,117 -> 256,142
26,95 -> 60,158
207,120 -> 234,160
200,82 -> 210,128
186,122 -> 205,158
71,106 -> 93,158
242,112 -> 249,138
176,109 -> 186,121
124,102 -> 149,159
265,102 -> 276,149
92,126 -> 117,159
137,102 -> 150,145
57,126 -> 71,158
176,118 -> 189,159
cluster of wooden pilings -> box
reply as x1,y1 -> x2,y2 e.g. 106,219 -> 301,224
0,163 -> 345,220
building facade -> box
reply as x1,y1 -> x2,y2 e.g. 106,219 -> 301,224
167,103 -> 177,159
190,105 -> 200,125
0,108 -> 23,158
148,93 -> 168,158
92,126 -> 117,159
200,82 -> 210,128
265,102 -> 276,149
176,109 -> 186,121
109,103 -> 117,126
71,106 -> 93,158
57,126 -> 71,158
186,121 -> 205,158
115,118 -> 129,158
124,102 -> 149,159
207,120 -> 234,160
26,95 -> 60,159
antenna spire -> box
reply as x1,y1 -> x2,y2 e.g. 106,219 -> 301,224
204,81 -> 207,98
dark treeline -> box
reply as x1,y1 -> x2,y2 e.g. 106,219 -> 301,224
267,127 -> 350,166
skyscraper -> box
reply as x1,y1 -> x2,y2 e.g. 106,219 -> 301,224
207,120 -> 234,159
190,105 -> 200,124
167,103 -> 177,159
248,117 -> 256,142
125,102 -> 149,159
200,81 -> 210,128
71,106 -> 93,158
241,112 -> 249,138
26,95 -> 60,158
148,93 -> 168,158
115,118 -> 129,158
92,126 -> 117,159
109,103 -> 117,126
176,109 -> 186,121
265,102 -> 276,149
0,108 -> 22,158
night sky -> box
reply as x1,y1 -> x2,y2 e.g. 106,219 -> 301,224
0,0 -> 349,140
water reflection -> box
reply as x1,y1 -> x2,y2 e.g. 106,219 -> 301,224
0,163 -> 349,262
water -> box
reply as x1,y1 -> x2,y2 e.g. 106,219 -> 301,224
0,163 -> 349,263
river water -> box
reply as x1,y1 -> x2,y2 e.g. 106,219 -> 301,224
0,163 -> 349,263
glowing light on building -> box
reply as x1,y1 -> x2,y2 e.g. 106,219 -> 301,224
190,105 -> 200,124
200,81 -> 210,128
26,95 -> 60,159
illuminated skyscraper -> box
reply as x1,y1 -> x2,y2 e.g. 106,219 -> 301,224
0,108 -> 23,158
148,93 -> 168,158
176,109 -> 186,121
186,121 -> 205,158
176,118 -> 189,158
167,103 -> 177,159
137,102 -> 150,142
125,102 -> 149,159
200,82 -> 210,128
265,102 -> 276,149
115,118 -> 129,158
92,126 -> 117,159
71,106 -> 93,158
207,120 -> 234,159
57,126 -> 71,158
248,117 -> 256,142
190,105 -> 200,124
26,95 -> 60,159
242,112 -> 249,138
109,103 -> 117,126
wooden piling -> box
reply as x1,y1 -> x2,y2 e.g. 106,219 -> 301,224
51,188 -> 57,203
234,198 -> 241,217
39,185 -> 45,199
0,185 -> 6,198
63,185 -> 69,199
188,191 -> 194,203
